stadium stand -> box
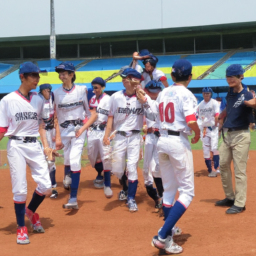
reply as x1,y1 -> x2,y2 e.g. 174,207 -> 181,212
0,50 -> 255,99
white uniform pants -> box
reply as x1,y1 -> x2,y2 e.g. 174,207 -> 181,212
143,133 -> 161,185
201,127 -> 218,158
111,133 -> 141,181
46,128 -> 56,172
87,129 -> 111,170
157,133 -> 194,208
61,131 -> 86,172
7,139 -> 52,203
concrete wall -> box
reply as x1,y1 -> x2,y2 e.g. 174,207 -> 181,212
0,0 -> 255,39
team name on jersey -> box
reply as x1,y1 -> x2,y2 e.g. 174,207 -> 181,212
97,107 -> 109,116
200,107 -> 213,113
58,101 -> 83,109
15,112 -> 38,121
117,107 -> 143,115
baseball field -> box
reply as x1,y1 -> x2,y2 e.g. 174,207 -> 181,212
0,136 -> 256,256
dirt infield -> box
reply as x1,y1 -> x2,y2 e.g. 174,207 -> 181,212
0,150 -> 256,256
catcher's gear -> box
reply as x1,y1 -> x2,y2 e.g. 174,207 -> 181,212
142,57 -> 158,67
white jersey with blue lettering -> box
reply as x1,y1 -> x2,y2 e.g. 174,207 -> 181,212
109,90 -> 150,131
197,98 -> 219,128
0,91 -> 43,137
89,93 -> 110,125
54,84 -> 91,137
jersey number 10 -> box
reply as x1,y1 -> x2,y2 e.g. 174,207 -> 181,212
159,102 -> 175,123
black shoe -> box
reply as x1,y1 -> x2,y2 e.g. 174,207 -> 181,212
215,198 -> 234,207
226,205 -> 245,214
50,189 -> 58,199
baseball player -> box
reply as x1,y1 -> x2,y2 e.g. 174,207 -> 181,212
137,59 -> 200,254
103,68 -> 150,212
132,49 -> 169,99
142,80 -> 164,212
197,87 -> 220,177
38,83 -> 59,198
87,77 -> 112,198
0,62 -> 62,244
54,61 -> 97,209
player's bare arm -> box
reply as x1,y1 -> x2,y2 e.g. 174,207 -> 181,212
53,111 -> 64,150
0,131 -> 6,141
39,122 -> 51,156
188,121 -> 200,144
103,116 -> 113,146
75,109 -> 98,138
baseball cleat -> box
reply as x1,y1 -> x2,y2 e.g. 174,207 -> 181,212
154,197 -> 163,213
172,226 -> 182,236
63,198 -> 79,210
50,189 -> 58,199
164,235 -> 183,254
104,186 -> 113,198
25,208 -> 45,233
127,199 -> 138,212
151,235 -> 165,250
151,235 -> 183,254
17,226 -> 30,245
118,190 -> 128,201
93,178 -> 104,189
63,175 -> 72,190
208,171 -> 217,177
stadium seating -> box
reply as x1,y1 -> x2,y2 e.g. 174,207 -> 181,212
0,50 -> 255,95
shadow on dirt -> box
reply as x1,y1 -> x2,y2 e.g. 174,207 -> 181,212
64,200 -> 95,216
200,198 -> 220,204
0,217 -> 54,235
194,169 -> 209,177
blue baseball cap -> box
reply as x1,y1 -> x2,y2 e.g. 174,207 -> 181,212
226,64 -> 244,76
39,84 -> 52,92
55,61 -> 75,72
91,77 -> 106,87
19,62 -> 41,74
172,59 -> 192,77
202,87 -> 213,94
145,80 -> 164,91
120,68 -> 143,80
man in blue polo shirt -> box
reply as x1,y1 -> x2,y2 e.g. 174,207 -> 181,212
216,64 -> 253,214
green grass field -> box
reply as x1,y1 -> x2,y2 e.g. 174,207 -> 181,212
1,132 -> 256,151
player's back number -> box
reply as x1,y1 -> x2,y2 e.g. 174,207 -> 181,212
159,102 -> 175,123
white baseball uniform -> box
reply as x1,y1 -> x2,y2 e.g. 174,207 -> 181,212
197,98 -> 219,158
0,91 -> 51,203
143,116 -> 161,186
135,64 -> 166,89
108,90 -> 150,181
54,85 -> 91,171
144,84 -> 197,208
87,93 -> 111,170
39,92 -> 56,172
